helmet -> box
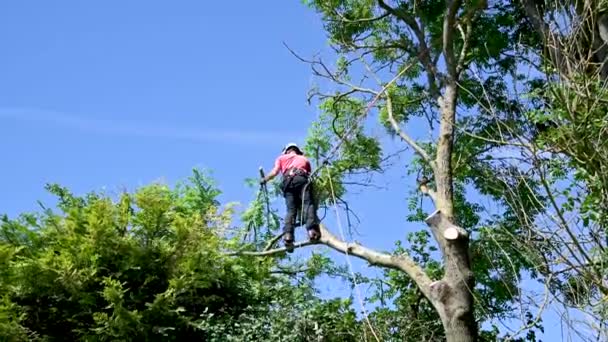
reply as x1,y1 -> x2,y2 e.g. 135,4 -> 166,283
282,142 -> 303,155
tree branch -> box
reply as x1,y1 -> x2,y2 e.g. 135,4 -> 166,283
456,23 -> 471,75
331,9 -> 390,24
377,0 -> 440,98
231,224 -> 433,298
443,0 -> 462,79
519,0 -> 571,78
264,232 -> 284,251
320,224 -> 432,298
456,0 -> 486,75
283,42 -> 380,96
386,94 -> 436,171
229,239 -> 319,256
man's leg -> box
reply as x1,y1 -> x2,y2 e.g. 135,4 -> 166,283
302,180 -> 320,240
283,189 -> 297,246
287,176 -> 305,227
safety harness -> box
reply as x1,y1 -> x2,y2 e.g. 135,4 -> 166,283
281,167 -> 309,191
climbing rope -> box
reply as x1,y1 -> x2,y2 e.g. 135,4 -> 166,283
325,166 -> 381,342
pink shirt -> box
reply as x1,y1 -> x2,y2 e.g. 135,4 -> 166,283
274,154 -> 311,175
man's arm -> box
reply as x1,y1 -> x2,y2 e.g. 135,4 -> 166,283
261,158 -> 280,184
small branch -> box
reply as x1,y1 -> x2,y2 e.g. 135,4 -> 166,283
456,23 -> 471,75
331,9 -> 390,23
229,240 -> 319,256
283,42 -> 379,96
455,0 -> 484,75
386,94 -> 436,171
520,0 -> 570,78
270,266 -> 311,275
264,232 -> 284,251
312,61 -> 379,95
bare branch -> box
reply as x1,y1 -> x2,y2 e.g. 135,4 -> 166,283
331,9 -> 390,23
312,59 -> 379,95
264,232 -> 284,251
230,224 -> 433,298
229,240 -> 319,256
386,94 -> 436,171
456,23 -> 473,75
318,224 -> 432,298
282,41 -> 317,64
283,42 -> 379,96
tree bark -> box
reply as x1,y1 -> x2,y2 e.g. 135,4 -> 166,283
431,76 -> 477,341
426,211 -> 477,342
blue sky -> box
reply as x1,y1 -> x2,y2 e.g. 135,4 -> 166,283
0,1 -> 577,340
0,1 -> 325,212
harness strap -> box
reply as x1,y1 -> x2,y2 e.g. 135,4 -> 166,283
285,168 -> 309,178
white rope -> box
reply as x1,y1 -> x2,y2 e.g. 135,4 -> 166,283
325,166 -> 381,342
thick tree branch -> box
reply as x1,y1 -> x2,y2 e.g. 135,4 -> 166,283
320,224 -> 432,298
386,94 -> 436,171
443,0 -> 462,79
229,239 -> 319,256
435,82 -> 458,219
232,224 -> 433,298
377,0 -> 423,40
430,2 -> 462,223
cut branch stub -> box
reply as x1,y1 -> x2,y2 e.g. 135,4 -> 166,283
425,210 -> 468,241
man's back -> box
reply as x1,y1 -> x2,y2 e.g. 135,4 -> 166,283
275,153 -> 311,175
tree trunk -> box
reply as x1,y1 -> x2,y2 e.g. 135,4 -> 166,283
427,278 -> 477,342
426,278 -> 477,342
444,313 -> 478,342
431,81 -> 478,342
426,214 -> 477,342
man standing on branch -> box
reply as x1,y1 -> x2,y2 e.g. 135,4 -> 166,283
260,143 -> 321,249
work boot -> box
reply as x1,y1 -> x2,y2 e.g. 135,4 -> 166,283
307,225 -> 321,241
283,232 -> 294,253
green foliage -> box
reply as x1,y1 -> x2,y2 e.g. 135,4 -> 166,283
0,170 -> 363,341
298,0 -> 559,339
